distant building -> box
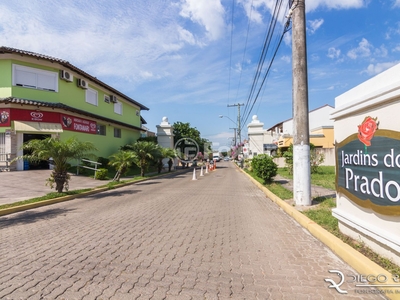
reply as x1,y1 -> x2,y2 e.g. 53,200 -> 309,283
267,104 -> 334,151
246,104 -> 335,161
247,115 -> 279,158
0,46 -> 149,171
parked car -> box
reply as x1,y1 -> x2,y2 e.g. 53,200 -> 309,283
224,157 -> 230,161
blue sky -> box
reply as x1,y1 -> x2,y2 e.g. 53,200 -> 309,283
1,0 -> 400,149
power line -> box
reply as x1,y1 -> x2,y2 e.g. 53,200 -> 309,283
240,0 -> 292,127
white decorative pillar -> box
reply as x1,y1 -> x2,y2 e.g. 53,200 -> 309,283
247,115 -> 264,158
156,117 -> 174,149
156,117 -> 175,168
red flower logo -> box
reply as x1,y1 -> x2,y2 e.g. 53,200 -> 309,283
358,116 -> 378,146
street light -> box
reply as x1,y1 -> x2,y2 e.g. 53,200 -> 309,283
219,115 -> 240,146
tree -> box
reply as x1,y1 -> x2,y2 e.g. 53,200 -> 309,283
173,122 -> 211,155
156,147 -> 176,174
16,137 -> 97,193
128,141 -> 160,177
137,136 -> 158,144
108,150 -> 136,182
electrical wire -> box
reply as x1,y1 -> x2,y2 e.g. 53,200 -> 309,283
240,0 -> 292,127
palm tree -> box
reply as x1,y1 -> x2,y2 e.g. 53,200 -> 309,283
156,147 -> 176,173
129,141 -> 160,177
108,150 -> 136,182
16,137 -> 97,193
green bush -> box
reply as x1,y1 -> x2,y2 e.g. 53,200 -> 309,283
95,168 -> 109,180
251,154 -> 277,183
97,157 -> 110,168
283,143 -> 325,175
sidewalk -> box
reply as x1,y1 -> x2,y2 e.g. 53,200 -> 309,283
0,168 -> 180,206
273,174 -> 336,210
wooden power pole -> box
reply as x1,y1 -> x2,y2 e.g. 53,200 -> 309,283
292,0 -> 311,205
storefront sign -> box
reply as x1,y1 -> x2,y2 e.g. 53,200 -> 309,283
336,116 -> 400,216
11,108 -> 60,123
61,114 -> 97,134
0,109 -> 10,126
1,108 -> 96,134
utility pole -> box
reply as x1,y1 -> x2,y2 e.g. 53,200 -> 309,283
227,103 -> 244,146
292,0 -> 311,205
229,128 -> 237,146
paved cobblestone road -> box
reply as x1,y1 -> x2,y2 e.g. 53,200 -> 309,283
0,163 -> 383,299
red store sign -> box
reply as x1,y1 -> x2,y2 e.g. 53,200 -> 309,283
61,114 -> 97,134
1,108 -> 97,134
12,108 -> 60,123
0,108 -> 11,127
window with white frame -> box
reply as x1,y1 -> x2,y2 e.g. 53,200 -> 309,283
12,64 -> 58,92
114,101 -> 122,115
86,88 -> 98,106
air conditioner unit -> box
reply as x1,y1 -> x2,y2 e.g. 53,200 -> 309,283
60,70 -> 73,82
110,95 -> 117,103
77,78 -> 88,89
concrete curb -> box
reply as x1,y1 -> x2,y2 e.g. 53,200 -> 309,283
239,167 -> 399,299
0,168 -> 189,217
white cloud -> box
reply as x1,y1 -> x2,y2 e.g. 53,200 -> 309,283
394,0 -> 400,8
237,0 -> 289,25
179,0 -> 226,41
327,47 -> 341,59
178,26 -> 196,45
393,45 -> 400,52
363,61 -> 400,75
305,0 -> 366,12
307,19 -> 324,34
374,45 -> 388,57
347,38 -> 373,59
281,55 -> 291,63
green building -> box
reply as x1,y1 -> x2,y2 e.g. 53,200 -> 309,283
0,46 -> 149,171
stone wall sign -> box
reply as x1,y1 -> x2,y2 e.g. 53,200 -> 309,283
337,116 -> 400,215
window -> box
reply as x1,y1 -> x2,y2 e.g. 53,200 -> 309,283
86,88 -> 98,106
114,101 -> 122,115
13,64 -> 58,92
97,124 -> 106,136
114,128 -> 121,138
104,95 -> 110,103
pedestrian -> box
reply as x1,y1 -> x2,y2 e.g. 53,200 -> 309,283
168,158 -> 173,172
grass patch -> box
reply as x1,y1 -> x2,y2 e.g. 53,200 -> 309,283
265,183 -> 293,200
303,197 -> 339,234
277,166 -> 335,190
0,189 -> 91,210
245,170 -> 294,200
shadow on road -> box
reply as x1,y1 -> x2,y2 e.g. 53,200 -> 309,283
85,189 -> 141,200
0,207 -> 76,228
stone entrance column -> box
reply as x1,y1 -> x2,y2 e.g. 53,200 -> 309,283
247,115 -> 264,158
156,117 -> 175,168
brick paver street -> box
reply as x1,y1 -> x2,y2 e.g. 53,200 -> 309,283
0,163 -> 383,299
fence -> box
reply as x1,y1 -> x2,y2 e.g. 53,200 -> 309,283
0,153 -> 11,171
76,159 -> 102,179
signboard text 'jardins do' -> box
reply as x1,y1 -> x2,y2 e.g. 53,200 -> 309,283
336,116 -> 400,216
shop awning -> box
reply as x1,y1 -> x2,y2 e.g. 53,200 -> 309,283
13,121 -> 63,133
